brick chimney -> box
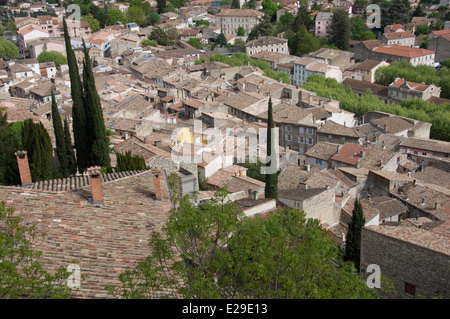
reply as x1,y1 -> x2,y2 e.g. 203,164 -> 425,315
152,169 -> 162,200
87,166 -> 104,205
15,151 -> 32,185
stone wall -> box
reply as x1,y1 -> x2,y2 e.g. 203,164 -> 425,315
360,227 -> 450,299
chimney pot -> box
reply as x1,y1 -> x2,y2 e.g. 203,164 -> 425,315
87,166 -> 104,205
15,150 -> 32,185
152,169 -> 162,200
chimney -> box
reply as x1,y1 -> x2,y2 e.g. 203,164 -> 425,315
152,169 -> 162,200
435,202 -> 440,210
239,170 -> 243,177
360,150 -> 366,158
421,197 -> 425,205
384,124 -> 387,132
306,164 -> 310,172
87,166 -> 104,205
248,189 -> 257,200
15,151 -> 32,185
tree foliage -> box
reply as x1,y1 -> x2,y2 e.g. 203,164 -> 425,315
303,74 -> 450,141
375,61 -> 450,99
81,40 -> 111,168
344,198 -> 365,271
237,26 -> 245,37
106,8 -> 127,26
37,51 -> 67,68
0,202 -> 74,298
141,39 -> 158,47
108,191 -> 379,299
330,8 -> 350,51
0,110 -> 20,186
187,37 -> 202,49
21,119 -> 53,182
126,5 -> 145,26
0,37 -> 19,59
82,13 -> 100,32
115,151 -> 147,173
205,52 -> 290,84
265,97 -> 278,203
51,91 -> 68,177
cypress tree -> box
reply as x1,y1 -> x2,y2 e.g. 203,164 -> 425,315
264,96 -> 278,203
51,90 -> 68,177
344,197 -> 365,271
21,119 -> 52,182
63,118 -> 77,176
63,18 -> 89,174
82,40 -> 110,168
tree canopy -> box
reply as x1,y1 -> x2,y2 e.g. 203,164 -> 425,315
0,202 -> 74,298
303,74 -> 450,141
108,190 -> 379,299
37,51 -> 67,68
0,37 -> 19,60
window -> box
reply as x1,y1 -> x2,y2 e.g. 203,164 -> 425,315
299,127 -> 304,134
404,282 -> 416,296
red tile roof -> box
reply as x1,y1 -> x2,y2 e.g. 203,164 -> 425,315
331,143 -> 372,166
390,78 -> 431,92
374,45 -> 434,58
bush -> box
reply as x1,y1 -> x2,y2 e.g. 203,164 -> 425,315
37,51 -> 67,68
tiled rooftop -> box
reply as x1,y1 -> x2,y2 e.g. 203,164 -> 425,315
365,222 -> 450,256
0,170 -> 173,298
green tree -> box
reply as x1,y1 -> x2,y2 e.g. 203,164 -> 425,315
64,18 -> 89,174
126,6 -> 145,26
106,8 -> 127,26
187,37 -> 202,49
141,39 -> 158,47
359,31 -> 376,41
442,58 -> 450,69
0,202 -> 74,298
37,51 -> 68,68
291,6 -> 314,33
146,11 -> 161,25
412,3 -> 426,17
108,191 -> 378,299
385,0 -> 411,26
51,91 -> 69,177
21,119 -> 53,182
344,198 -> 365,271
0,37 -> 19,59
82,13 -> 100,32
261,0 -> 277,20
156,0 -> 166,14
63,118 -> 77,176
264,97 -> 278,203
0,110 -> 20,186
330,8 -> 351,51
194,19 -> 209,27
278,12 -> 294,28
247,15 -> 273,41
350,17 -> 365,40
237,26 -> 245,36
231,0 -> 240,8
215,32 -> 227,47
289,25 -> 322,56
149,26 -> 168,45
115,151 -> 147,172
90,5 -> 107,28
81,40 -> 111,168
